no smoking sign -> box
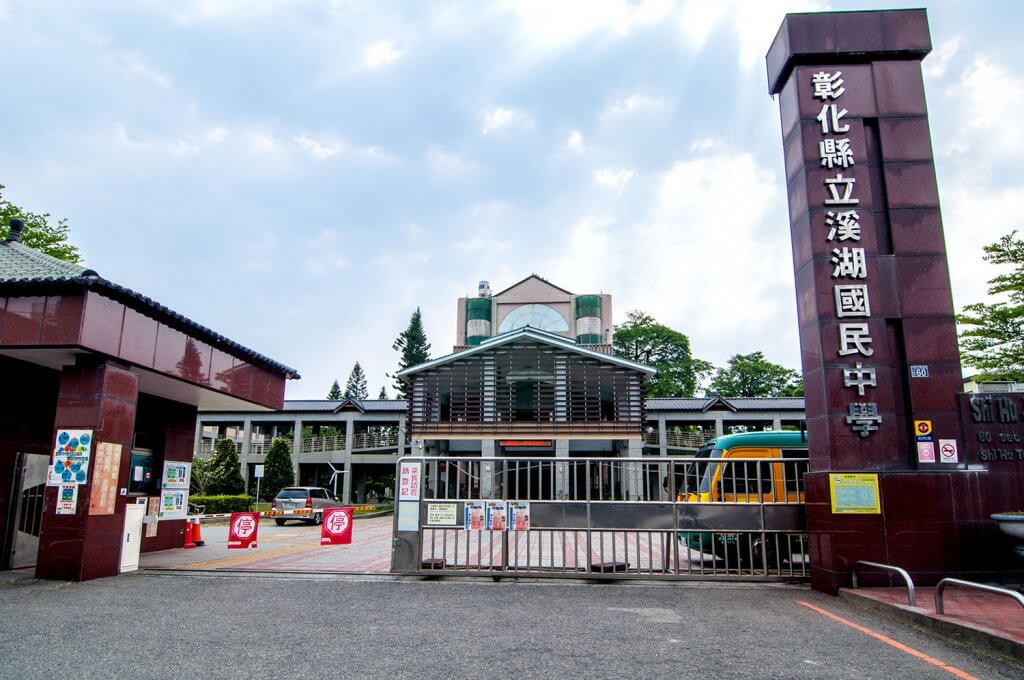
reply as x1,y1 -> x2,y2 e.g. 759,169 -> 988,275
321,507 -> 354,545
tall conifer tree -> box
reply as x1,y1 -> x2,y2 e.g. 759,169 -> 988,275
344,362 -> 369,399
392,307 -> 431,399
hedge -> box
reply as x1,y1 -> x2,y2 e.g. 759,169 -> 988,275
190,494 -> 253,514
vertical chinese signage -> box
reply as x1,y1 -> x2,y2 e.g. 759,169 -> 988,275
811,70 -> 882,439
88,442 -> 122,516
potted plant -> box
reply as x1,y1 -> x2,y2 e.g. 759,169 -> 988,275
991,511 -> 1024,558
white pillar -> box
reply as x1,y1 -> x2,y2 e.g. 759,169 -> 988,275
292,418 -> 302,483
342,416 -> 355,504
192,419 -> 203,458
624,439 -> 643,501
397,417 -> 407,456
772,416 -> 782,431
555,439 -> 570,499
481,439 -> 496,498
657,419 -> 668,501
240,417 -> 252,492
714,415 -> 725,437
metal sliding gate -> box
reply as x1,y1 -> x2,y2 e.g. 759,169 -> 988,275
391,455 -> 809,581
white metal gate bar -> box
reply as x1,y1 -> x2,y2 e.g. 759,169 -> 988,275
393,455 -> 809,581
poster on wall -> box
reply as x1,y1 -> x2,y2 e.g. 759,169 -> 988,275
510,501 -> 530,531
50,429 -> 93,486
485,501 -> 508,531
162,461 -> 191,490
89,442 -> 123,516
464,501 -> 485,531
56,484 -> 78,515
159,489 -> 188,519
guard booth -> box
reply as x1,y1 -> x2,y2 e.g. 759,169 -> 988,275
0,220 -> 298,579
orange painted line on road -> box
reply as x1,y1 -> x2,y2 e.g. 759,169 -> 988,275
796,600 -> 977,680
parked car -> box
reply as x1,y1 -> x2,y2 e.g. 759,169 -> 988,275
270,487 -> 337,526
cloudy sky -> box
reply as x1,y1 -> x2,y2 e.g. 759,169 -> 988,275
2,1 -> 1021,399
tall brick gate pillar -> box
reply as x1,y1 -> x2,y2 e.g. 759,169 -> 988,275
766,9 -> 995,593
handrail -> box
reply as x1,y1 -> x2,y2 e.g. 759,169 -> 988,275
935,578 -> 1024,615
852,561 -> 917,606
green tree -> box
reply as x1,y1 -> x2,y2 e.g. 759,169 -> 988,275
378,385 -> 388,400
190,457 -> 210,496
262,437 -> 295,500
327,379 -> 342,400
958,231 -> 1024,381
0,185 -> 81,262
613,311 -> 712,397
392,307 -> 431,398
708,352 -> 803,397
344,362 -> 369,399
206,438 -> 246,495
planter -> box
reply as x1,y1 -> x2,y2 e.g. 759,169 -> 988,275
991,514 -> 1024,558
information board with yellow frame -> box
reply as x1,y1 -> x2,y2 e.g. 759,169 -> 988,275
829,473 -> 881,514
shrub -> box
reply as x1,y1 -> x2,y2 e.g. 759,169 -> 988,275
207,438 -> 245,495
190,494 -> 253,514
262,437 -> 294,500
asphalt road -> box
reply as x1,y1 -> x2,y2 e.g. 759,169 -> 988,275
0,573 -> 1020,680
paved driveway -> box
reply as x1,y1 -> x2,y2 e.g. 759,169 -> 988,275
140,514 -> 394,573
1,573 -> 1020,679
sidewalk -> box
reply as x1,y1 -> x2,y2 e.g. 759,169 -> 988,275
841,585 -> 1024,662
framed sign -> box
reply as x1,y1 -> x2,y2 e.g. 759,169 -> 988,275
829,473 -> 881,514
51,429 -> 93,486
398,461 -> 421,501
426,503 -> 458,526
162,461 -> 191,490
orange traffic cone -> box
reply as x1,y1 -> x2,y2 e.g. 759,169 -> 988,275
192,519 -> 205,546
183,519 -> 196,549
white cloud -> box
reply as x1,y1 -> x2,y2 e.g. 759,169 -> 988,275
425,145 -> 480,179
689,137 -> 720,153
506,0 -> 674,51
293,133 -> 344,159
925,36 -> 962,79
945,55 -> 1024,159
566,129 -> 585,152
482,106 -> 534,135
593,167 -> 635,194
546,150 -> 792,368
364,40 -> 402,68
678,0 -> 824,68
303,229 -> 351,276
602,94 -> 669,118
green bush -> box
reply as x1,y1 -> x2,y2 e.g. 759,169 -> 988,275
190,494 -> 253,514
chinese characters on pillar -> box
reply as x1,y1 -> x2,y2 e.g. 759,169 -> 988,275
812,70 -> 880,438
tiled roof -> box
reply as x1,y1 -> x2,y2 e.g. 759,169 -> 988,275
281,399 -> 408,413
0,239 -> 300,378
646,397 -> 805,412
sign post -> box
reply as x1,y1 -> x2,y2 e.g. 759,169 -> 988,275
254,464 -> 264,509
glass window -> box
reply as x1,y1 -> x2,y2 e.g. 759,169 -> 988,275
277,488 -> 308,499
498,304 -> 570,334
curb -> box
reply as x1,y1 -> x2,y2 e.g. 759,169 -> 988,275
839,589 -> 1024,664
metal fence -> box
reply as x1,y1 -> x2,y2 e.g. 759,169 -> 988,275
392,455 -> 809,581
